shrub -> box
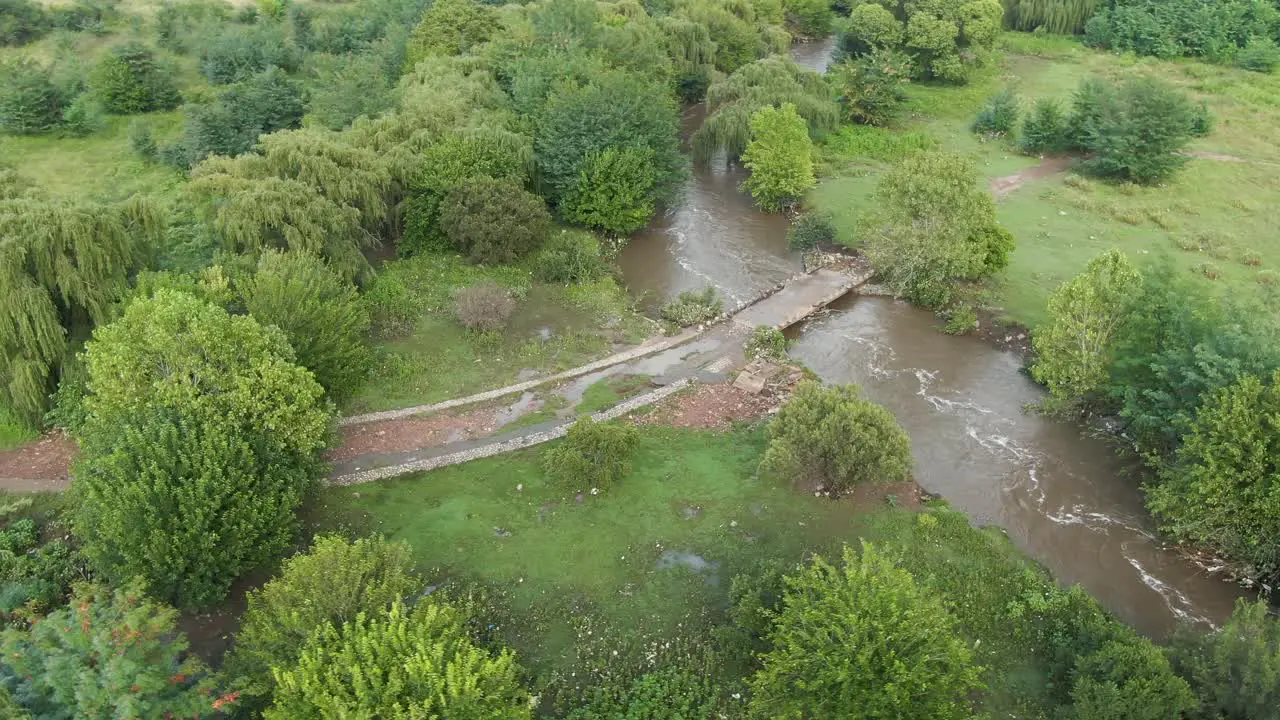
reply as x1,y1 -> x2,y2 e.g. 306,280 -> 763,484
1147,370 -> 1280,583
559,146 -> 657,235
73,290 -> 330,608
1238,36 -> 1280,73
265,601 -> 530,719
0,58 -> 62,134
403,0 -> 498,67
542,417 -> 640,491
127,118 -> 156,158
199,22 -> 300,84
439,176 -> 552,265
972,88 -> 1020,138
565,666 -> 727,720
0,0 -> 48,47
0,580 -> 226,717
238,250 -> 372,401
1168,599 -> 1280,720
660,287 -> 722,327
454,282 -> 516,333
1072,76 -> 1198,184
1190,100 -> 1214,137
942,304 -> 977,335
1019,97 -> 1070,154
760,380 -> 912,493
864,151 -> 1011,308
786,211 -> 836,251
530,230 -> 609,284
830,49 -> 912,127
362,274 -> 419,337
162,67 -> 305,167
749,543 -> 980,719
89,43 -> 181,114
400,130 -> 531,256
1069,640 -> 1197,719
225,534 -> 421,710
741,102 -> 815,211
59,93 -> 103,136
0,500 -> 87,623
1031,249 -> 1142,413
745,325 -> 787,361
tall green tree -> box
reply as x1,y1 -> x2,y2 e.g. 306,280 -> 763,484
73,290 -> 331,608
0,58 -> 62,134
559,146 -> 657,235
693,56 -> 838,163
749,543 -> 981,719
1073,76 -> 1198,184
89,43 -> 181,114
265,601 -> 531,719
741,102 -> 815,211
760,380 -> 912,493
238,250 -> 372,402
1168,599 -> 1280,720
1147,370 -> 1280,584
404,0 -> 499,67
1031,249 -> 1142,414
837,0 -> 1002,83
863,150 -> 1013,308
533,68 -> 683,203
0,194 -> 161,422
0,580 -> 230,718
225,534 -> 422,711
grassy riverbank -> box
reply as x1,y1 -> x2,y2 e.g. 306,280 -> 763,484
809,33 -> 1280,329
311,420 -> 1127,716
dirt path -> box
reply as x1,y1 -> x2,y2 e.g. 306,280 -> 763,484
990,156 -> 1074,199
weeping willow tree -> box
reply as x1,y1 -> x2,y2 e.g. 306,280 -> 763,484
0,195 -> 162,422
187,167 -> 374,284
693,55 -> 839,163
659,15 -> 718,99
1002,0 -> 1100,34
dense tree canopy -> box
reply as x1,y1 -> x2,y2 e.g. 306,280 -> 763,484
741,102 -> 815,211
863,151 -> 1013,308
0,194 -> 161,422
750,543 -> 981,718
404,0 -> 499,67
266,601 -> 531,719
693,56 -> 838,163
837,0 -> 1003,83
73,290 -> 330,608
89,42 -> 181,114
1168,599 -> 1280,720
226,534 -> 422,710
559,146 -> 657,235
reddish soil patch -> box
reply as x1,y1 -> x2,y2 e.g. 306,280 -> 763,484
990,155 -> 1074,199
0,432 -> 76,492
634,381 -> 785,430
329,407 -> 500,461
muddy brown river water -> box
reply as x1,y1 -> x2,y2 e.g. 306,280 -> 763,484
616,39 -> 1245,637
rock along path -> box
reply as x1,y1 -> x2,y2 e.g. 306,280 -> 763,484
0,264 -> 873,491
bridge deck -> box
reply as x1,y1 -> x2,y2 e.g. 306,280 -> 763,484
732,266 -> 872,330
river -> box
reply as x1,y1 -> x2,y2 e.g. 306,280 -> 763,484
616,38 -> 1244,637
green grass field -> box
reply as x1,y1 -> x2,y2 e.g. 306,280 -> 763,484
311,423 -> 1066,714
809,33 -> 1280,328
348,254 -> 653,414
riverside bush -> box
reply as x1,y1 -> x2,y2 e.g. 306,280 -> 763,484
560,147 -> 657,235
660,287 -> 722,326
542,417 -> 640,491
786,211 -> 835,250
742,103 -> 815,211
760,380 -> 912,493
749,543 -> 980,718
439,176 -> 551,265
745,325 -> 786,361
530,230 -> 609,284
1168,599 -> 1280,720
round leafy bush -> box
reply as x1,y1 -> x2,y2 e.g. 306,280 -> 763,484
786,211 -> 836,251
530,230 -> 609,284
542,417 -> 640,491
439,176 -> 552,265
0,58 -> 62,134
89,43 -> 181,114
660,287 -> 722,327
972,88 -> 1020,137
745,325 -> 787,361
760,380 -> 912,493
1019,98 -> 1070,154
454,282 -> 517,333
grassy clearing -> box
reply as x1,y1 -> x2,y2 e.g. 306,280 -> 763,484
349,254 -> 653,414
809,32 -> 1280,328
575,374 -> 654,415
311,423 -> 1071,714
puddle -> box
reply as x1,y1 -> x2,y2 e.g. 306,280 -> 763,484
492,391 -> 539,428
654,550 -> 721,586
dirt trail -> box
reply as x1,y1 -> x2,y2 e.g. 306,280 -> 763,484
989,156 -> 1074,199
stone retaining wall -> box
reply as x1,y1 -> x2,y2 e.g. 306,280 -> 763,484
328,378 -> 694,486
